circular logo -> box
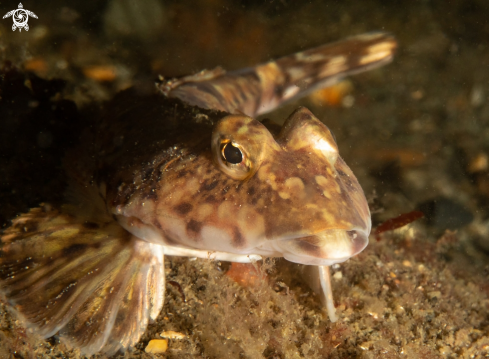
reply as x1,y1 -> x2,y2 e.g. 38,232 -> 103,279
12,9 -> 29,29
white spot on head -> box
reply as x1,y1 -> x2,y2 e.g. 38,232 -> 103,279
314,138 -> 337,153
279,191 -> 290,200
314,138 -> 338,165
322,189 -> 331,199
285,177 -> 304,190
315,175 -> 328,186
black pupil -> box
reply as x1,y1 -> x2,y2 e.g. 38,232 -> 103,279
223,143 -> 243,164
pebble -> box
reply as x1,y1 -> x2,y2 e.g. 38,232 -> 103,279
145,339 -> 168,353
427,291 -> 441,300
467,152 -> 488,173
160,331 -> 186,339
333,271 -> 343,280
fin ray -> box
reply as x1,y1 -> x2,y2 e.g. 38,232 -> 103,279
161,32 -> 397,116
0,205 -> 165,355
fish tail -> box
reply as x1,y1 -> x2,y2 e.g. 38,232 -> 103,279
0,204 -> 165,355
160,32 -> 396,117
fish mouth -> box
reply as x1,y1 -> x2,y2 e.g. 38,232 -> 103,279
267,226 -> 370,266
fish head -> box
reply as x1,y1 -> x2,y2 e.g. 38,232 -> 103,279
210,107 -> 371,265
114,107 -> 370,266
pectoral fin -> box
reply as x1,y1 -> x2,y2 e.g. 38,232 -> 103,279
0,204 -> 165,355
301,265 -> 337,322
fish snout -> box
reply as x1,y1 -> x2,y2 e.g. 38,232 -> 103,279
281,226 -> 370,266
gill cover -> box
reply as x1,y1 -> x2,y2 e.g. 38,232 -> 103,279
253,107 -> 371,265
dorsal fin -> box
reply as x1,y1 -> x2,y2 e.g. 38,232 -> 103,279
160,32 -> 396,117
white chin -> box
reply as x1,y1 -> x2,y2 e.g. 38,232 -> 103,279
283,253 -> 352,266
256,227 -> 370,266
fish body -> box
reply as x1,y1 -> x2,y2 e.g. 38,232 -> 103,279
102,95 -> 370,264
0,32 -> 396,355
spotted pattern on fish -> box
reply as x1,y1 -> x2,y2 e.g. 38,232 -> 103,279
160,32 -> 396,117
0,32 -> 396,355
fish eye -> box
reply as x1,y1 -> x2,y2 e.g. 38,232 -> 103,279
221,142 -> 243,164
214,139 -> 252,180
212,115 -> 270,181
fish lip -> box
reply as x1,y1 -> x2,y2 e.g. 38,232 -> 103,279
345,227 -> 370,256
278,226 -> 370,266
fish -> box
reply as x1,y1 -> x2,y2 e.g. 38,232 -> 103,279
0,32 -> 396,355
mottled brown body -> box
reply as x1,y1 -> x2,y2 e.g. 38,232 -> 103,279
95,93 -> 369,264
0,32 -> 396,355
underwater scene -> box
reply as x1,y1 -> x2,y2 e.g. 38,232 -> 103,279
0,0 -> 488,358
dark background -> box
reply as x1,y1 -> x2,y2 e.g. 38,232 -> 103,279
1,1 -> 488,358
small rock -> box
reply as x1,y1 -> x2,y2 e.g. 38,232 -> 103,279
145,339 -> 168,353
333,271 -> 343,280
160,331 -> 186,339
468,152 -> 488,173
427,291 -> 441,300
470,85 -> 485,107
83,66 -> 117,82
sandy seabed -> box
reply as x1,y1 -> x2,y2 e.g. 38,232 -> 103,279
0,0 -> 488,358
